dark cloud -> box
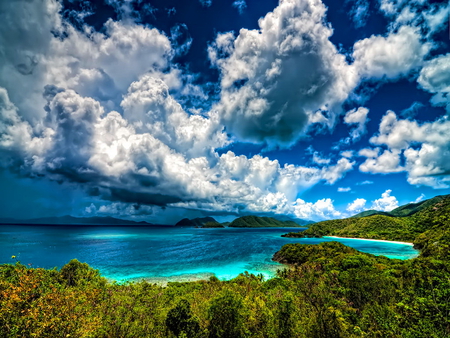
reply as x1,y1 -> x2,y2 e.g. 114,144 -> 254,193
105,187 -> 183,206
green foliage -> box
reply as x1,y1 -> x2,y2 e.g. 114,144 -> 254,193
351,195 -> 448,218
229,215 -> 301,228
176,217 -> 218,227
286,194 -> 450,243
207,289 -> 247,338
166,299 -> 201,337
59,258 -> 105,287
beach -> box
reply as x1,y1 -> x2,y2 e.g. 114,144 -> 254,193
323,236 -> 414,246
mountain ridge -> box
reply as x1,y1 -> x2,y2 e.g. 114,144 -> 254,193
283,194 -> 450,243
229,215 -> 305,228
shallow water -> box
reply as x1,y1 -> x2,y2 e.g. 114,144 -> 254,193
0,225 -> 419,281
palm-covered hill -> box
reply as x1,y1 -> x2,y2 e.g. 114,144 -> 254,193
175,217 -> 223,227
284,194 -> 450,249
228,215 -> 304,228
351,194 -> 448,218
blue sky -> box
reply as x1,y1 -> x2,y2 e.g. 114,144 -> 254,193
0,0 -> 449,223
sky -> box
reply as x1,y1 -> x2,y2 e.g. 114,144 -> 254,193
0,0 -> 449,223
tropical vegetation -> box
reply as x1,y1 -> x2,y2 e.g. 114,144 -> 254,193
229,215 -> 303,228
1,194 -> 450,337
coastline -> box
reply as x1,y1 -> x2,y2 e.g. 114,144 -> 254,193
323,236 -> 414,246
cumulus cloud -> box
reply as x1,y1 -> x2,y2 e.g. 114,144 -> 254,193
371,189 -> 399,211
3,85 -> 353,215
418,53 -> 450,113
344,107 -> 369,142
359,148 -> 403,174
321,158 -> 355,184
347,198 -> 366,213
209,0 -> 358,148
340,150 -> 354,158
352,26 -> 431,80
312,152 -> 331,165
0,1 -> 181,122
120,75 -> 228,159
292,198 -> 341,220
338,187 -> 351,192
360,110 -> 450,188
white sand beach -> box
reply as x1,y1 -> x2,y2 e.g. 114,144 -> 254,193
323,236 -> 414,246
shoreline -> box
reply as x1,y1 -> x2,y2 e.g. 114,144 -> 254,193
323,236 -> 414,246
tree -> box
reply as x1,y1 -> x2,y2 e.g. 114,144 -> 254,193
166,299 -> 201,337
207,289 -> 247,338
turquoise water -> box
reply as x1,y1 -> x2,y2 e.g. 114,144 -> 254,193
0,225 -> 419,282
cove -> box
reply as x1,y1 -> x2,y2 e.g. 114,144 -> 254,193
0,225 -> 419,282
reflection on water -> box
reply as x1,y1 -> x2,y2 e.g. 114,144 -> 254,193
0,225 -> 419,282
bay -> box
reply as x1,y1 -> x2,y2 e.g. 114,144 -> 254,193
0,225 -> 419,282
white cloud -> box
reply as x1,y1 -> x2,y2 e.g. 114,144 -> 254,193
292,198 -> 341,220
341,150 -> 354,158
347,198 -> 367,213
352,25 -> 431,80
413,193 -> 425,203
338,187 -> 351,192
0,79 -> 354,222
344,107 -> 369,141
0,0 -> 207,124
379,0 -> 449,35
321,158 -> 355,185
359,149 -> 403,174
232,0 -> 247,14
120,75 -> 228,159
371,189 -> 399,211
418,53 -> 450,113
361,110 -> 450,188
358,180 -> 374,185
312,152 -> 331,165
209,0 -> 358,148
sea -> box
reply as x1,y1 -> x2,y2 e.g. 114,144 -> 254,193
0,225 -> 419,282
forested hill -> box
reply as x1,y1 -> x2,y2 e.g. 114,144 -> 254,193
175,217 -> 221,227
351,194 -> 448,218
284,194 -> 450,246
228,215 -> 304,228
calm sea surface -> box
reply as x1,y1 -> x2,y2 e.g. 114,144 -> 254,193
0,225 -> 419,282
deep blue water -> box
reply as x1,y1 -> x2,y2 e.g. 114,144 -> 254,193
0,225 -> 419,282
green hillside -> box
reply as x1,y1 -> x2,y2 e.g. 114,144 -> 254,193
285,194 -> 450,243
351,194 -> 448,218
229,215 -> 303,228
389,194 -> 447,217
350,209 -> 388,218
175,217 -> 220,227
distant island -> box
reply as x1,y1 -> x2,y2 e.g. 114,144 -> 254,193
228,215 -> 306,228
175,215 -> 312,228
0,215 -> 156,227
175,217 -> 224,228
282,194 -> 450,245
